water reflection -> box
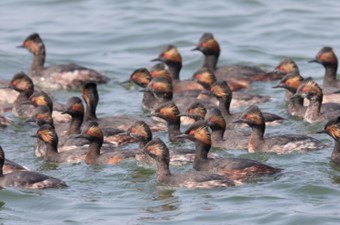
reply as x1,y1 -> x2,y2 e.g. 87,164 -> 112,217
139,188 -> 180,223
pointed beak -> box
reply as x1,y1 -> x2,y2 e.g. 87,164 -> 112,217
73,134 -> 85,139
272,84 -> 283,88
233,119 -> 245,124
25,118 -> 34,123
316,129 -> 328,134
120,79 -> 131,85
61,109 -> 68,115
174,134 -> 190,139
308,59 -> 319,63
139,89 -> 150,93
191,46 -> 200,51
30,134 -> 39,138
16,44 -> 25,48
150,57 -> 161,62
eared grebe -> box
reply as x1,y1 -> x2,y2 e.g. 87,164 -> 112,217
121,68 -> 155,110
82,82 -> 165,132
271,58 -> 300,77
0,146 -> 67,189
309,46 -> 340,89
149,101 -> 183,143
176,121 -> 281,181
79,121 -> 135,165
192,68 -> 271,109
178,103 -> 249,149
272,72 -> 306,118
144,138 -> 236,188
151,45 -> 203,89
29,91 -> 70,123
318,116 -> 340,165
205,107 -> 249,150
9,72 -> 35,118
18,33 -> 109,90
192,32 -> 282,83
149,61 -> 204,94
209,81 -> 284,127
32,124 -> 87,163
234,105 -> 325,153
178,101 -> 207,125
294,79 -> 340,123
127,121 -> 208,165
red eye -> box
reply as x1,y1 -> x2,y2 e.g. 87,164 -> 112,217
151,71 -> 157,77
11,81 -> 17,85
160,108 -> 165,114
202,43 -> 207,47
151,83 -> 157,89
245,115 -> 251,119
188,109 -> 193,113
301,87 -> 307,92
163,53 -> 169,59
130,128 -> 135,133
285,80 -> 290,85
131,75 -> 136,80
189,130 -> 195,135
86,130 -> 92,135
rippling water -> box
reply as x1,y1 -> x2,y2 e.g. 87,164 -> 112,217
1,0 -> 340,224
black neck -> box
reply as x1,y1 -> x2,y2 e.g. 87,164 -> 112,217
193,141 -> 211,170
203,54 -> 218,71
249,124 -> 265,141
84,103 -> 97,122
323,63 -> 338,86
45,140 -> 59,159
15,90 -> 33,104
211,129 -> 224,141
67,114 -> 83,135
218,97 -> 231,116
86,140 -> 103,159
167,62 -> 181,80
30,53 -> 45,76
168,122 -> 182,142
156,159 -> 171,182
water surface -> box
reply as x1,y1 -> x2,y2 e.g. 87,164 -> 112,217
1,0 -> 340,224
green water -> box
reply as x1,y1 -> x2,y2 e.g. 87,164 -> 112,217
1,0 -> 340,224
